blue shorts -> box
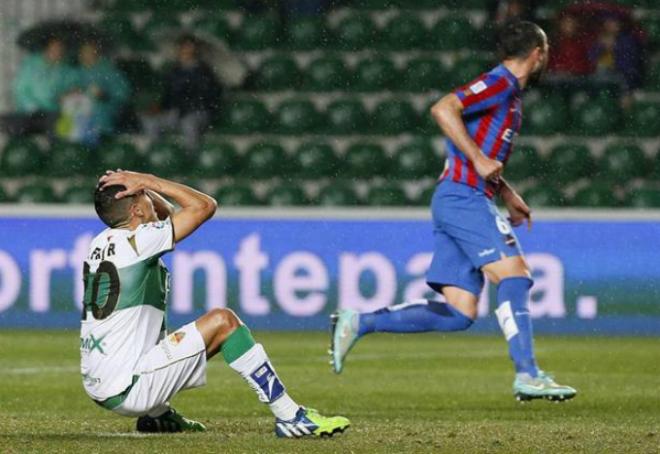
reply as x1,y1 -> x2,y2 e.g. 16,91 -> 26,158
426,180 -> 524,297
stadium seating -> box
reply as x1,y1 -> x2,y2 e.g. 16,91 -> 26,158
504,144 -> 545,182
294,142 -> 340,179
332,14 -> 376,50
198,142 -> 241,177
366,183 -> 409,206
62,183 -> 94,204
266,184 -> 309,206
344,142 -> 389,177
372,99 -> 419,134
275,99 -> 323,134
0,139 -> 42,176
572,96 -> 621,136
14,181 -> 57,203
522,184 -> 566,207
233,15 -> 280,50
392,140 -> 437,179
304,56 -> 351,91
572,185 -> 617,207
525,95 -> 568,136
317,182 -> 360,206
49,142 -> 93,177
243,142 -> 289,178
626,187 -> 660,208
286,17 -> 327,50
600,143 -> 649,182
253,56 -> 301,91
194,15 -> 232,41
214,184 -> 262,206
624,103 -> 660,137
428,15 -> 477,51
325,98 -> 369,134
381,13 -> 427,50
145,141 -> 186,177
352,56 -> 398,92
221,100 -> 271,133
0,185 -> 8,202
545,144 -> 595,185
98,141 -> 140,173
401,58 -> 448,92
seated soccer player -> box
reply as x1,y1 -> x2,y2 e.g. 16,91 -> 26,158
81,170 -> 349,436
330,21 -> 577,402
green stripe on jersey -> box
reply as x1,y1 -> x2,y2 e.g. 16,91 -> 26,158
116,258 -> 169,312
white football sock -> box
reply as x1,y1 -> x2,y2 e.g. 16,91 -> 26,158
229,343 -> 299,421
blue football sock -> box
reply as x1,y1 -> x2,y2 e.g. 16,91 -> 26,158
357,299 -> 473,337
495,277 -> 539,377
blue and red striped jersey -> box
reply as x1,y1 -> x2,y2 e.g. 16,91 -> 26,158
439,64 -> 522,198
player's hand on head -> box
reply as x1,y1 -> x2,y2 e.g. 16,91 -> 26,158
99,170 -> 154,199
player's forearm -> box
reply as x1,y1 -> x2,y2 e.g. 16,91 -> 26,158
431,94 -> 486,164
146,190 -> 175,220
146,175 -> 217,219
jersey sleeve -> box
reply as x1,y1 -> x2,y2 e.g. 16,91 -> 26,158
454,75 -> 513,116
133,218 -> 175,260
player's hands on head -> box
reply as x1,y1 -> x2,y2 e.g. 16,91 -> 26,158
475,155 -> 503,182
99,170 -> 156,199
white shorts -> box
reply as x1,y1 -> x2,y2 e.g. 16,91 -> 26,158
113,322 -> 207,417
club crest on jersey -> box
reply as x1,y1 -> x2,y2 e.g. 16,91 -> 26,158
168,331 -> 186,346
464,80 -> 488,96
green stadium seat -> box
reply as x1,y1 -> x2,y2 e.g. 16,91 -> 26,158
15,181 -> 58,204
317,183 -> 360,206
0,185 -> 9,202
62,183 -> 94,204
626,187 -> 660,208
572,96 -> 621,136
366,184 -> 409,206
642,17 -> 660,49
198,142 -> 240,177
401,58 -> 447,92
646,61 -> 660,91
332,14 -> 376,50
99,16 -> 150,51
106,0 -> 151,12
352,57 -> 398,92
372,99 -> 419,134
545,144 -> 594,185
286,17 -> 327,50
275,99 -> 322,134
195,15 -> 232,41
449,56 -> 494,87
266,184 -> 308,206
304,56 -> 351,91
243,142 -> 288,178
253,56 -> 301,91
624,103 -> 660,137
405,0 -> 441,9
325,99 -> 368,134
600,143 -> 648,182
522,184 -> 566,207
49,142 -> 92,177
381,14 -> 426,50
222,100 -> 271,133
392,140 -> 436,179
344,143 -> 389,178
414,184 -> 436,206
234,15 -> 280,50
525,96 -> 568,136
145,141 -> 186,177
0,139 -> 42,176
428,16 -> 477,51
419,101 -> 440,135
143,14 -> 181,40
294,142 -> 340,179
571,185 -> 617,207
98,141 -> 140,173
351,0 -> 395,9
503,144 -> 545,182
214,184 -> 261,206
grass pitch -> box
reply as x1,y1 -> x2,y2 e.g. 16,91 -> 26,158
1,330 -> 659,453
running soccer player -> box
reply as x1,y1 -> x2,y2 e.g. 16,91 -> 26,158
330,21 -> 577,402
81,170 -> 349,437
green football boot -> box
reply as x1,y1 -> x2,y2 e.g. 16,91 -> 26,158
275,407 -> 350,438
329,309 -> 360,374
513,371 -> 577,402
136,408 -> 207,433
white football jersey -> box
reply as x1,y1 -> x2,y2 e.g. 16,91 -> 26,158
80,218 -> 174,401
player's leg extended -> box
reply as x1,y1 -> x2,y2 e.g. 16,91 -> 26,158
483,256 -> 577,402
196,309 -> 350,438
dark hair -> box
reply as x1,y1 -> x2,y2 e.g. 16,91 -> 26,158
176,33 -> 200,48
497,20 -> 546,60
94,184 -> 134,228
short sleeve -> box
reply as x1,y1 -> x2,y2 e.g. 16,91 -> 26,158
133,218 -> 175,260
454,75 -> 513,116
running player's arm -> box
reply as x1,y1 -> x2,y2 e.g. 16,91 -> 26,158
430,76 -> 512,181
499,177 -> 532,230
100,171 -> 217,242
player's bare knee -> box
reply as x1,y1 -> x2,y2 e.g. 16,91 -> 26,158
208,308 -> 240,336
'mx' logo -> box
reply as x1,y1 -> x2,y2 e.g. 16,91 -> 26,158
81,334 -> 107,354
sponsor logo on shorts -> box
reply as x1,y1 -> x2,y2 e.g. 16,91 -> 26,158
168,331 -> 186,346
478,248 -> 496,257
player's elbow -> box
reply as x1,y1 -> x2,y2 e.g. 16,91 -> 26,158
201,196 -> 218,220
430,95 -> 460,128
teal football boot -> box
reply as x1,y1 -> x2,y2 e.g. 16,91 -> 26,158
329,309 -> 360,374
513,371 -> 577,402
